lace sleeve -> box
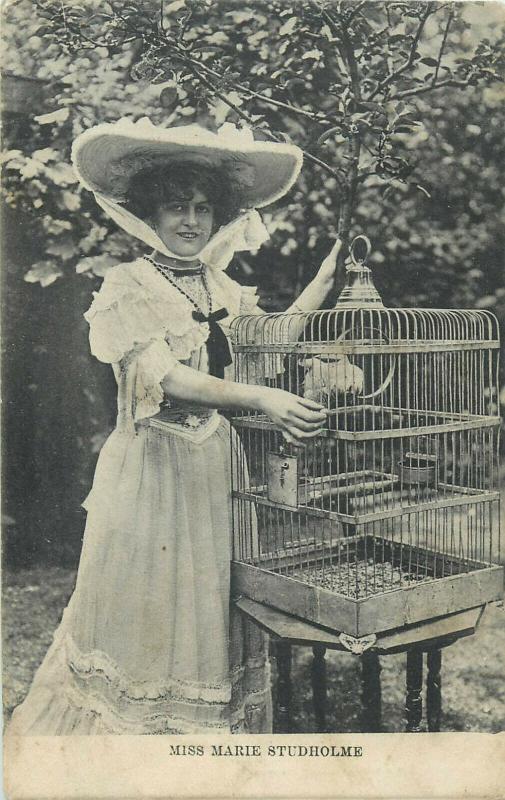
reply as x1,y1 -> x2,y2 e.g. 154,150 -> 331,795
84,264 -> 185,422
83,266 -> 166,364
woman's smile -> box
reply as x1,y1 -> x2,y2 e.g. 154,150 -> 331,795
152,189 -> 214,256
177,231 -> 200,240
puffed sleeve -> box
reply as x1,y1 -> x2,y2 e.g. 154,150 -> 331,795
84,264 -> 181,423
239,284 -> 264,316
85,265 -> 166,363
235,285 -> 288,383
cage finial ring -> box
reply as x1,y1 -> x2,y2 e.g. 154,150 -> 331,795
350,234 -> 372,266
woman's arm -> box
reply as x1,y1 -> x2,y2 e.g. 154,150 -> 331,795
286,239 -> 342,313
161,363 -> 327,446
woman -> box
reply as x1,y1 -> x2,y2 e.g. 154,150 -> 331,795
8,118 -> 350,735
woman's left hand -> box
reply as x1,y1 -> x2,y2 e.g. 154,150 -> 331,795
316,238 -> 343,287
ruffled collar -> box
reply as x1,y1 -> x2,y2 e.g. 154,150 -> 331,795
134,256 -> 242,321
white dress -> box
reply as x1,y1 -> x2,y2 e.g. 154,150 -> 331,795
8,257 -> 272,735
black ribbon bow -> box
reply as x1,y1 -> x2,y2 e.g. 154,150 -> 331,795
192,307 -> 232,379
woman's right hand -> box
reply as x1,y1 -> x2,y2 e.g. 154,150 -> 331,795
257,386 -> 327,446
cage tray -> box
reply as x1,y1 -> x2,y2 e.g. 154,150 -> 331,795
231,535 -> 503,637
290,559 -> 430,600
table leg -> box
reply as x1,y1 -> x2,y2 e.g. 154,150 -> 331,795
426,648 -> 442,732
311,646 -> 327,732
406,650 -> 423,732
361,651 -> 382,732
275,641 -> 293,733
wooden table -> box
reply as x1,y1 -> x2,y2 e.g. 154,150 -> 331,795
235,596 -> 491,733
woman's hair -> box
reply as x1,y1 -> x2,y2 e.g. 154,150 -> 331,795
124,160 -> 242,230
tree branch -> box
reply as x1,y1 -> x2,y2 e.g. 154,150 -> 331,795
391,76 -> 472,100
303,151 -> 345,188
334,24 -> 363,290
111,14 -> 336,128
191,63 -> 344,186
368,2 -> 436,99
171,50 -> 334,125
346,1 -> 367,25
432,4 -> 455,87
237,85 -> 330,124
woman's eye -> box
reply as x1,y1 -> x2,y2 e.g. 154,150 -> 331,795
197,205 -> 211,214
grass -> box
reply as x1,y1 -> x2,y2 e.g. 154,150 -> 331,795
2,565 -> 504,733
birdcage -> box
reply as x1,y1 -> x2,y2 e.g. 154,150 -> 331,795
229,237 -> 502,641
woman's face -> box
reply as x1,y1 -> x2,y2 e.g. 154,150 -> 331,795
151,189 -> 215,257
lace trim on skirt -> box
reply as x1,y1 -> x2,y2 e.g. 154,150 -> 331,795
58,633 -> 271,735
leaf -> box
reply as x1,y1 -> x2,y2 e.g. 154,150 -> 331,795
211,91 -> 243,125
350,112 -> 372,127
164,0 -> 187,14
227,10 -> 255,24
317,127 -> 346,146
285,77 -> 305,96
414,183 -> 431,198
279,17 -> 297,37
61,190 -> 81,211
476,295 -> 497,309
248,30 -> 269,46
356,101 -> 384,113
302,49 -> 323,61
192,44 -> 222,54
78,226 -> 108,254
46,235 -> 75,260
34,107 -> 70,125
0,149 -> 22,165
420,57 -> 439,68
32,148 -> 57,164
45,162 -> 78,185
160,85 -> 178,109
76,254 -> 118,277
42,218 -> 72,235
19,159 -> 41,179
24,261 -> 63,287
205,31 -> 229,46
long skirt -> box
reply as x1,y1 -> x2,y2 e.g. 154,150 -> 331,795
7,416 -> 272,735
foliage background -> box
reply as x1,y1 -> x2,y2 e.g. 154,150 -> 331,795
2,0 -> 505,568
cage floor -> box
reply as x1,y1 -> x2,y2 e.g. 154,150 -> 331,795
232,534 -> 503,636
288,558 -> 431,599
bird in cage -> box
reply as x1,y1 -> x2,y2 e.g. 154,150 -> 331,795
301,355 -> 364,403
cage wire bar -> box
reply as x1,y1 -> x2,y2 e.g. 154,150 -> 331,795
229,240 -> 502,639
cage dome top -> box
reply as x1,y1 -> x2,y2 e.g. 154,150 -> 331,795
335,235 -> 385,309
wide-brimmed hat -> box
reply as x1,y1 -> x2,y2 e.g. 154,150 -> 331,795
72,117 -> 303,209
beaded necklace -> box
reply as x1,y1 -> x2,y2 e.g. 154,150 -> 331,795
143,255 -> 232,379
144,256 -> 212,316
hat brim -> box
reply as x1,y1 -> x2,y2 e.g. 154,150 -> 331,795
72,121 -> 303,209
